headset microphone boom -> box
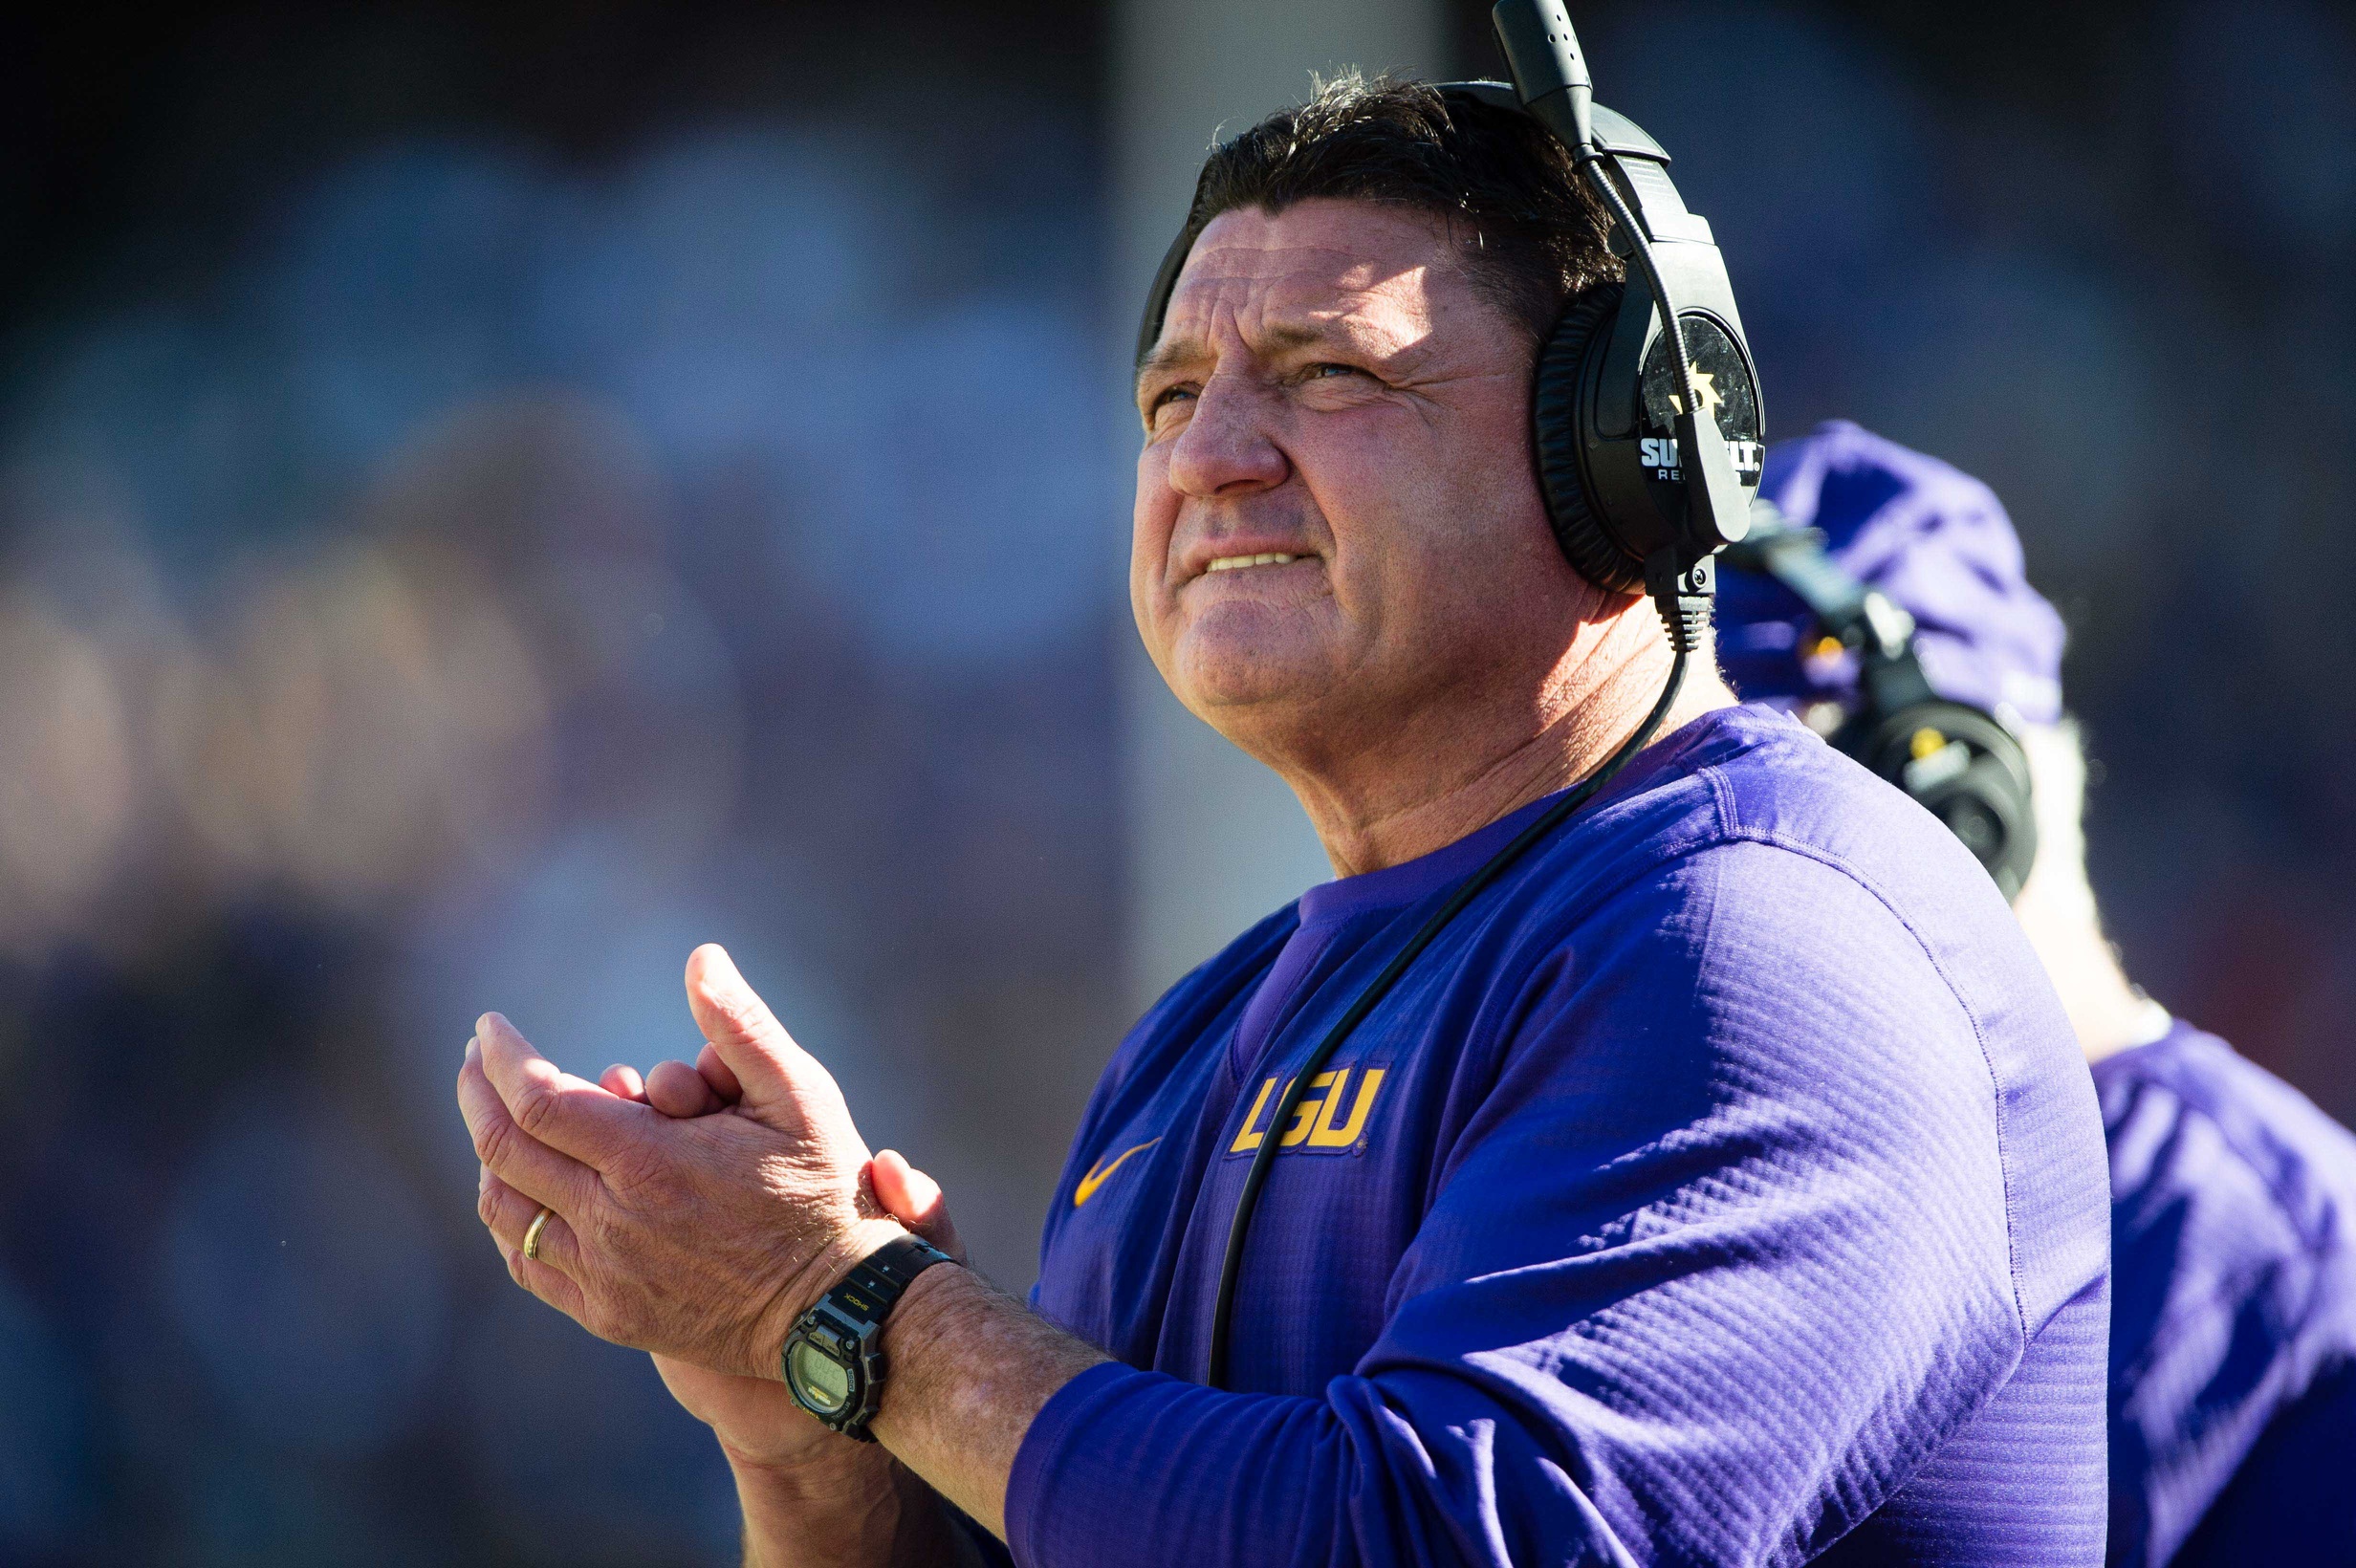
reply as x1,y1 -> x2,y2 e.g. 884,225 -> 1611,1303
1181,0 -> 1767,1389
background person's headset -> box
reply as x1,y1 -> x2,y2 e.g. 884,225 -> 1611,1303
1723,503 -> 2039,901
1134,0 -> 1768,1389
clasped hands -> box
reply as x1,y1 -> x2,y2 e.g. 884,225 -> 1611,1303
455,942 -> 962,1474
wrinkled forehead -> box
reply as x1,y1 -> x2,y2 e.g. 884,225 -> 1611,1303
1155,201 -> 1463,352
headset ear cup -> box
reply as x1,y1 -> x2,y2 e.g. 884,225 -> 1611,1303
1926,751 -> 2039,901
1532,283 -> 1643,594
1843,701 -> 2040,901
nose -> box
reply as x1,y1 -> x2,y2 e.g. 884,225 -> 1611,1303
1164,376 -> 1289,500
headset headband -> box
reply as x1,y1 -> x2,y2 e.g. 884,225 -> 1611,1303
1133,85 -> 1669,367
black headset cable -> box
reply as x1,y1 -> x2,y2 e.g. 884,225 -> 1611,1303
1205,639 -> 1691,1389
1206,0 -> 1734,1392
1570,148 -> 1714,468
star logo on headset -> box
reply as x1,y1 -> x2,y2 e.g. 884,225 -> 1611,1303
1668,368 -> 1723,419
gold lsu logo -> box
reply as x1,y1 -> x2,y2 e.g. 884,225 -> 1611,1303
1228,1065 -> 1390,1156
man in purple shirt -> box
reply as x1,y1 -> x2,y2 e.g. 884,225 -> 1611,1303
1721,419 -> 2356,1567
453,79 -> 2109,1564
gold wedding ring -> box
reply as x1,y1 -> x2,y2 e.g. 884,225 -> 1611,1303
522,1207 -> 554,1262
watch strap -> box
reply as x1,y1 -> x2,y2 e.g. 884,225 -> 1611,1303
829,1232 -> 955,1326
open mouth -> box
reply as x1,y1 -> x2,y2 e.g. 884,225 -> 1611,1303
1203,553 -> 1305,574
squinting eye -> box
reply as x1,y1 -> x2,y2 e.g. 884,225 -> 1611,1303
1147,386 -> 1197,420
1304,363 -> 1363,381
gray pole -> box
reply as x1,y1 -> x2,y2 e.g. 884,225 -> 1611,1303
1113,0 -> 1451,1008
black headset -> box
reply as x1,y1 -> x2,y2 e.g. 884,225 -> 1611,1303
1134,29 -> 1763,624
1725,503 -> 2039,900
1138,0 -> 1766,1390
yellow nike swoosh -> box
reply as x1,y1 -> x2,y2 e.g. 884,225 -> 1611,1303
1074,1137 -> 1162,1207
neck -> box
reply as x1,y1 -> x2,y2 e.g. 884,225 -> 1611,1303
1272,610 -> 1737,878
2008,719 -> 2170,1060
2014,894 -> 2168,1061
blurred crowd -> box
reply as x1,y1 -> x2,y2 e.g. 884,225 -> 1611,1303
0,61 -> 1123,1567
2,0 -> 2353,1562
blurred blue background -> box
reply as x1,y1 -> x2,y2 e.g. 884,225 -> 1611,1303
0,0 -> 2349,1560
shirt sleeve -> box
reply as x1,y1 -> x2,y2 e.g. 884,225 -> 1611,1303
2101,1037 -> 2356,1565
1004,843 -> 2041,1568
2169,1359 -> 2356,1567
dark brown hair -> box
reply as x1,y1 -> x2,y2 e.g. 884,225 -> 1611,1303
1180,71 -> 1622,342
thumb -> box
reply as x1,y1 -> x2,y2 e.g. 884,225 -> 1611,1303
869,1149 -> 966,1263
683,944 -> 806,1108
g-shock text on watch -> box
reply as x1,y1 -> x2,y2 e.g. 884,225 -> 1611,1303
778,1233 -> 955,1442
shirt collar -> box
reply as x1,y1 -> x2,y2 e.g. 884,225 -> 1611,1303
1294,704 -> 1766,926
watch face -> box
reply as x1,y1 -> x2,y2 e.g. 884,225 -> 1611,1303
787,1339 -> 854,1415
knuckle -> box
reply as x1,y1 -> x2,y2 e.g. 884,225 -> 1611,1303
510,1083 -> 558,1138
578,1293 -> 624,1343
721,990 -> 779,1043
604,1145 -> 667,1198
595,1211 -> 650,1275
470,1116 -> 512,1169
576,1201 -> 617,1253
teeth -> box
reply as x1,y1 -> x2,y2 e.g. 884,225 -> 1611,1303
1205,553 -> 1300,573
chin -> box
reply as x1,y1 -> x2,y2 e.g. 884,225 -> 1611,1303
1167,628 -> 1331,718
1147,585 -> 1353,721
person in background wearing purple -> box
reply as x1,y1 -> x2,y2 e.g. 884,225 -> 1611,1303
453,81 -> 2110,1565
1719,420 -> 2356,1568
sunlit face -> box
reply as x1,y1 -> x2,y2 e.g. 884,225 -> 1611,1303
1131,199 -> 1586,761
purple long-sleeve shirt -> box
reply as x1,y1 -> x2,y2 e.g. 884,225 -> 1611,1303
2094,1020 -> 2356,1566
1001,705 -> 2110,1566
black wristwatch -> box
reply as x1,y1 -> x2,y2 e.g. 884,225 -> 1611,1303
779,1233 -> 956,1441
